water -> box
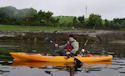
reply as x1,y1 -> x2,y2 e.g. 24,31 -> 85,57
0,40 -> 125,76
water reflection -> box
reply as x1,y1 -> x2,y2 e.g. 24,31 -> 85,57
11,61 -> 112,68
0,59 -> 125,76
111,40 -> 125,44
0,69 -> 10,75
11,61 -> 112,76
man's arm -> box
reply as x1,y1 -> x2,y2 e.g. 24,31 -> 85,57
59,43 -> 67,49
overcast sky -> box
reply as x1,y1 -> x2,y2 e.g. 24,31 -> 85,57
0,0 -> 125,20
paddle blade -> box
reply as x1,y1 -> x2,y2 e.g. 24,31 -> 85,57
45,37 -> 50,42
74,58 -> 83,68
45,71 -> 51,74
45,37 -> 53,43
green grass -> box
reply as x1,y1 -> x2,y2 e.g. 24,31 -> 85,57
54,16 -> 75,23
0,24 -> 63,31
54,16 -> 89,23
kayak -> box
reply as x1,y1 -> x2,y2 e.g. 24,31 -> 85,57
10,52 -> 113,62
11,61 -> 112,68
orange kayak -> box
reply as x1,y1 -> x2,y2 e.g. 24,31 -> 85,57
10,52 -> 113,62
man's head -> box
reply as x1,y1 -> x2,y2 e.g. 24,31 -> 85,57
69,34 -> 74,41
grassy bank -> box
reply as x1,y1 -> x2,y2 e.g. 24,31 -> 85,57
54,16 -> 91,23
54,16 -> 74,23
0,24 -> 124,33
0,24 -> 63,31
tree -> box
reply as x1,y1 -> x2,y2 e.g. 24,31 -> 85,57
45,11 -> 53,20
104,19 -> 110,28
87,14 -> 103,29
78,16 -> 85,27
0,6 -> 18,24
110,21 -> 120,29
73,17 -> 78,28
78,16 -> 84,24
50,18 -> 59,27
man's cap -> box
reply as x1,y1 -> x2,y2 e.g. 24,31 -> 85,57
69,34 -> 74,38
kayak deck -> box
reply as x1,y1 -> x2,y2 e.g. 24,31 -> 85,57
10,52 -> 113,62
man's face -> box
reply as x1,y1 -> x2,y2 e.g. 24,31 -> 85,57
69,37 -> 74,41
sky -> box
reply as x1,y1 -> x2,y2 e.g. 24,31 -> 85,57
0,0 -> 125,20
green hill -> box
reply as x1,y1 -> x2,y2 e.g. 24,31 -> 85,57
54,16 -> 90,24
54,16 -> 75,23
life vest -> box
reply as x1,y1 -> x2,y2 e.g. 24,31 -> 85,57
66,42 -> 73,52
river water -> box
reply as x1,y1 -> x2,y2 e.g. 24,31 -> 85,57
0,40 -> 125,76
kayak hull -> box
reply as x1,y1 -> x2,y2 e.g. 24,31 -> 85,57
10,52 -> 113,62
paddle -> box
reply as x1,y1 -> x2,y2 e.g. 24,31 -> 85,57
45,37 -> 55,44
45,37 -> 83,67
45,71 -> 53,76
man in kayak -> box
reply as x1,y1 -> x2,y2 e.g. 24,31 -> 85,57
55,34 -> 79,56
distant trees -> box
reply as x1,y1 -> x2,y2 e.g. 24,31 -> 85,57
78,16 -> 84,24
78,16 -> 85,27
104,19 -> 110,28
73,17 -> 78,28
0,6 -> 125,30
0,6 -> 58,26
113,18 -> 125,28
103,18 -> 125,30
87,14 -> 103,29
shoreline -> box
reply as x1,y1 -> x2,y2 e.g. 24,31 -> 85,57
0,30 -> 125,42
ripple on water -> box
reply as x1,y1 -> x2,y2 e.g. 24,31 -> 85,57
110,40 -> 125,44
0,45 -> 19,48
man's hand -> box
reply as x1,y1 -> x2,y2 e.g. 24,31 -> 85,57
66,52 -> 70,55
55,44 -> 58,48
